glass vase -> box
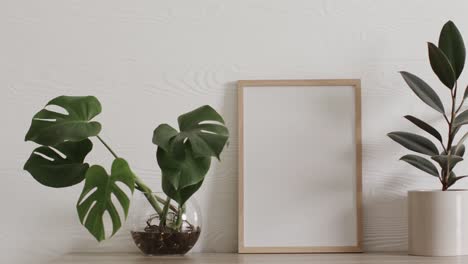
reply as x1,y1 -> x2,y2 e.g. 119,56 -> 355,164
128,192 -> 201,255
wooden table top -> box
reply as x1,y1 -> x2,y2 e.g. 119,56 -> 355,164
50,252 -> 468,264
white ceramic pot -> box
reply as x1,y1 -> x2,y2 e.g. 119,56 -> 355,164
408,190 -> 468,256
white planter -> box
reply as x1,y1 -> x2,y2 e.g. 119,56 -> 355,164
408,190 -> 468,256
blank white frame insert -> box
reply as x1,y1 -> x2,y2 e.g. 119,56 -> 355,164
238,79 -> 362,253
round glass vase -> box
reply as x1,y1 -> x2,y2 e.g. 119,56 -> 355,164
128,192 -> 201,255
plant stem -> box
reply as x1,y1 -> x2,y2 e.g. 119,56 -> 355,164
95,135 -> 163,216
444,83 -> 458,190
135,178 -> 163,215
159,196 -> 171,228
455,85 -> 468,113
97,135 -> 119,159
175,204 -> 186,231
155,196 -> 178,213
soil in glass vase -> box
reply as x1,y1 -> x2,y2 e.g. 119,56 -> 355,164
129,192 -> 201,255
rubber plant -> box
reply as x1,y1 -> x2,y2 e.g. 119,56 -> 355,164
24,96 -> 229,241
388,21 -> 467,191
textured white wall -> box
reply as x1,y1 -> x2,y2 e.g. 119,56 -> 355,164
2,0 -> 468,263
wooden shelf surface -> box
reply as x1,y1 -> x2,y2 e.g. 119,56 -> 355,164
51,252 -> 468,264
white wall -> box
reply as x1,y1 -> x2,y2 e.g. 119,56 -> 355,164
2,0 -> 468,263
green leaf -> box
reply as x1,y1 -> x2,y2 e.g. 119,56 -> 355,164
178,105 -> 225,131
439,21 -> 466,78
399,71 -> 445,113
154,105 -> 229,160
404,115 -> 442,142
428,42 -> 456,89
452,126 -> 461,139
442,144 -> 465,157
448,172 -> 467,188
431,155 -> 463,171
76,158 -> 135,242
455,132 -> 468,156
162,177 -> 204,208
463,85 -> 468,100
456,144 -> 465,157
388,131 -> 439,156
23,139 -> 92,188
400,154 -> 439,177
176,105 -> 228,159
25,96 -> 102,146
447,172 -> 456,188
153,105 -> 229,205
454,109 -> 468,127
152,124 -> 178,152
157,146 -> 210,205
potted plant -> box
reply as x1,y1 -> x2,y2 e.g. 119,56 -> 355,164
388,21 -> 468,256
24,96 -> 229,255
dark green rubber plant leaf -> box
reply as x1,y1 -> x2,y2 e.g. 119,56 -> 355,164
463,85 -> 468,100
76,158 -> 135,242
153,105 -> 229,160
157,146 -> 211,205
454,109 -> 468,127
442,144 -> 465,157
439,21 -> 465,78
25,96 -> 102,146
448,172 -> 468,188
454,132 -> 468,156
431,155 -> 463,171
23,139 -> 92,188
399,71 -> 445,113
388,132 -> 439,156
404,115 -> 442,143
447,172 -> 458,188
428,42 -> 456,89
451,126 -> 461,139
400,154 -> 439,177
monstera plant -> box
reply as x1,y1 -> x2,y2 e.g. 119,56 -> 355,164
24,96 -> 229,249
388,21 -> 467,191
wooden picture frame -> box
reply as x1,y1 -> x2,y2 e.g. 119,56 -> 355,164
238,79 -> 362,253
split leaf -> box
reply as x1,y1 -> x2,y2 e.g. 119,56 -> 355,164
76,158 -> 135,241
25,96 -> 102,146
24,139 -> 92,188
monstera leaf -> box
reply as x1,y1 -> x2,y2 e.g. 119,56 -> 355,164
153,105 -> 229,205
77,158 -> 135,241
157,146 -> 210,205
25,96 -> 102,146
24,139 -> 92,188
153,105 -> 229,160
